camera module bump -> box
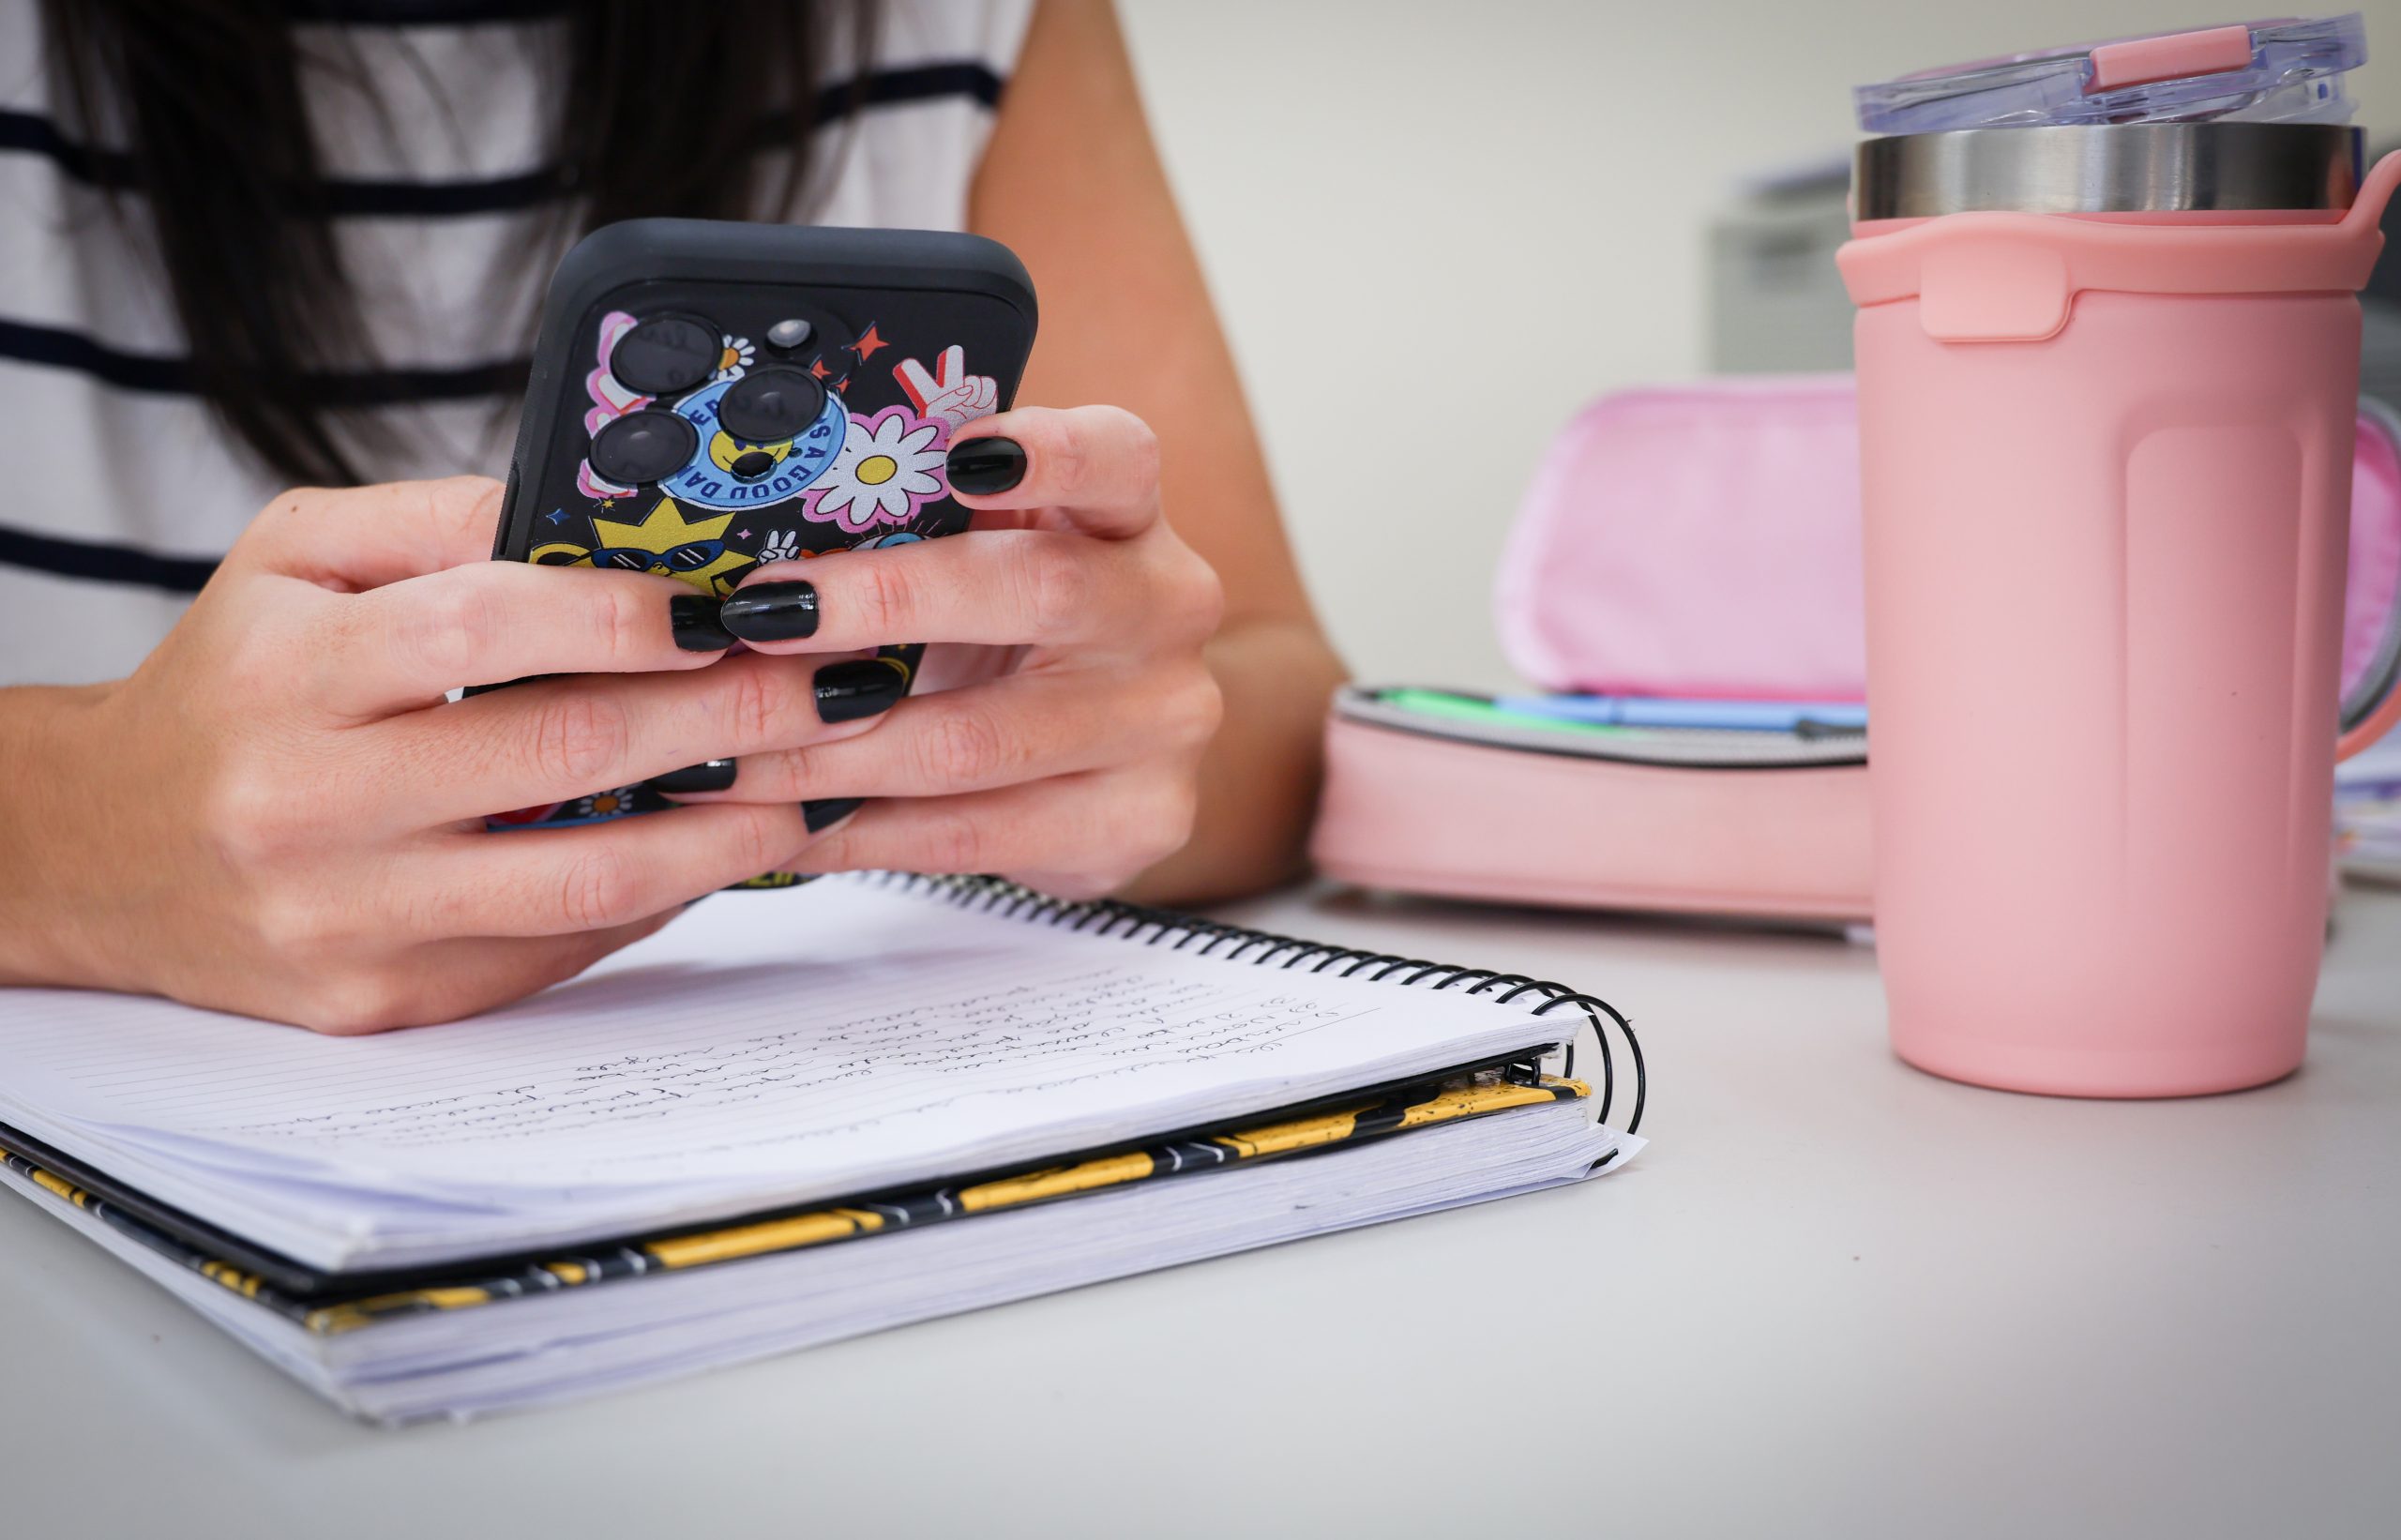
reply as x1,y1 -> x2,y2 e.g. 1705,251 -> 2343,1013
589,408 -> 700,487
717,367 -> 828,445
610,315 -> 721,397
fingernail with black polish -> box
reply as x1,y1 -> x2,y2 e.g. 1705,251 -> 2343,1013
720,581 -> 821,642
814,659 -> 906,723
647,759 -> 737,794
671,594 -> 735,652
945,435 -> 1025,496
803,797 -> 865,833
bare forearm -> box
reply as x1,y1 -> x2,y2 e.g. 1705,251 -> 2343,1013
1122,615 -> 1346,908
0,683 -> 113,987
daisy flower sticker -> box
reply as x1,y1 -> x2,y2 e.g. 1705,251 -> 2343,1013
575,787 -> 642,820
713,334 -> 755,381
802,406 -> 948,534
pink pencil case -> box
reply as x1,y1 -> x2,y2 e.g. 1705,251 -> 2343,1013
1311,377 -> 2401,922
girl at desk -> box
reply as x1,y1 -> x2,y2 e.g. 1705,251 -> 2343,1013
0,0 -> 1343,1028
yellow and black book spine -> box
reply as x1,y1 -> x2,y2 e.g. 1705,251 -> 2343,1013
6,1072 -> 1589,1336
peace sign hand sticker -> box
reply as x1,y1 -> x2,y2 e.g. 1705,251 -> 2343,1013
895,344 -> 999,431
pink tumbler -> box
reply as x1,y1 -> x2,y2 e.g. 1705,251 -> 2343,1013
1837,17 -> 2401,1096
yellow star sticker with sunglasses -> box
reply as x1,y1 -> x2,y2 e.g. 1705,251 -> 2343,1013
530,497 -> 758,595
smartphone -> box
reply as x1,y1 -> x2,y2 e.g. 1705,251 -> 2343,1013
484,219 -> 1038,877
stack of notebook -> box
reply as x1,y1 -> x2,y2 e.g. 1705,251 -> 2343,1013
0,873 -> 1644,1423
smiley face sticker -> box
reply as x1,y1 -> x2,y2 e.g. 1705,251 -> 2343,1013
653,376 -> 849,512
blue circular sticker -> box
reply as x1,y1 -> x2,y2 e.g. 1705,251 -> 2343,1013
657,378 -> 847,511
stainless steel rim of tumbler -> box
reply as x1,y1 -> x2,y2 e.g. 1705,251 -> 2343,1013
1853,123 -> 2364,219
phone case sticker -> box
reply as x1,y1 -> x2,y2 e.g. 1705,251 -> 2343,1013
529,499 -> 758,596
896,343 -> 999,430
802,404 -> 950,534
659,379 -> 848,512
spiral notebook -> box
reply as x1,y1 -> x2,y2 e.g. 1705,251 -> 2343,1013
0,873 -> 1645,1423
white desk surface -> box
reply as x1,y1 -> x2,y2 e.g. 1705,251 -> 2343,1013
3,881 -> 2396,1540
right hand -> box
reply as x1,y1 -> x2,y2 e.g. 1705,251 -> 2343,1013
2,477 -> 892,1033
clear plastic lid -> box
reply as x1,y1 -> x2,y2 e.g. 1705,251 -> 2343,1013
1855,14 -> 2367,133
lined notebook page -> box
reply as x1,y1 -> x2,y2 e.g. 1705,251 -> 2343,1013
0,878 -> 1569,1268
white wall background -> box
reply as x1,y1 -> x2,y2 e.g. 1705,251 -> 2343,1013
1117,0 -> 2401,688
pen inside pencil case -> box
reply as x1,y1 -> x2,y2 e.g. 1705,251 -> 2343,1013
1345,687 -> 1869,769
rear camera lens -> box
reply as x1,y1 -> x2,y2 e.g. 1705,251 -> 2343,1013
611,316 -> 720,397
717,368 -> 827,444
729,448 -> 778,481
588,408 -> 699,486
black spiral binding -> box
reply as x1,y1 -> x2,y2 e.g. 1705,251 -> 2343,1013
870,873 -> 1645,1135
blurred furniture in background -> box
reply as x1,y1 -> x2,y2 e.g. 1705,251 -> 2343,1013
1705,158 -> 1853,373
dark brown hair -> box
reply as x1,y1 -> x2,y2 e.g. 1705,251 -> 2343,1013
39,1 -> 868,486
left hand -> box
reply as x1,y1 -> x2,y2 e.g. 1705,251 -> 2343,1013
675,404 -> 1225,899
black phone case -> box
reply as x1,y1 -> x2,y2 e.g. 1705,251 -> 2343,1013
488,219 -> 1037,868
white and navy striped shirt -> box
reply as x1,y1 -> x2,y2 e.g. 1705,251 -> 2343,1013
0,0 -> 1033,686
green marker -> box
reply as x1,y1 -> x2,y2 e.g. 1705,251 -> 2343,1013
1379,688 -> 1643,737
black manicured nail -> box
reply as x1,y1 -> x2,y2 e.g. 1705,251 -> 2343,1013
671,594 -> 735,652
647,759 -> 737,794
814,659 -> 907,723
720,581 -> 821,642
945,435 -> 1025,496
803,797 -> 865,832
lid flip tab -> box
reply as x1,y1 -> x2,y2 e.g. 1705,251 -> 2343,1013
2086,24 -> 2253,92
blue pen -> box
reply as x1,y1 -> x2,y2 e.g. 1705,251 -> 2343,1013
1492,693 -> 1869,734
